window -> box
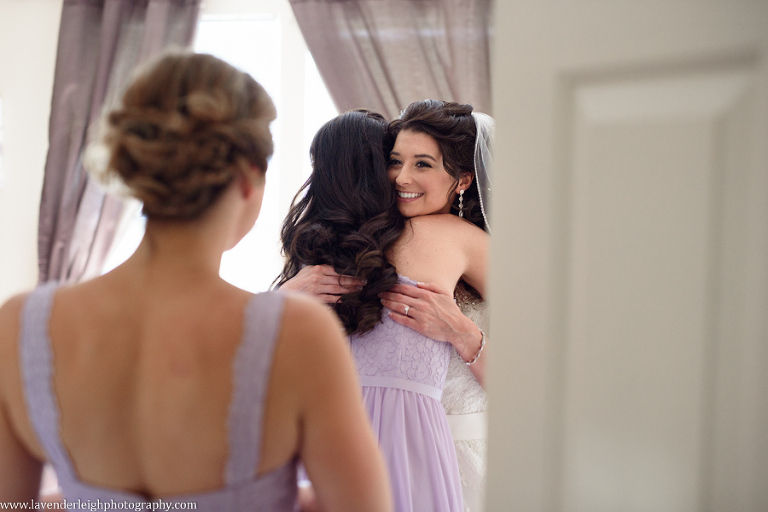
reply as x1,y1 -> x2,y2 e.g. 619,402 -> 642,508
103,0 -> 337,291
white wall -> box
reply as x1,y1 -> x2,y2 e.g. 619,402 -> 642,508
485,1 -> 768,510
0,0 -> 62,304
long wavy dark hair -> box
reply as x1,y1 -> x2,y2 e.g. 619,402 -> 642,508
389,100 -> 487,231
276,109 -> 405,335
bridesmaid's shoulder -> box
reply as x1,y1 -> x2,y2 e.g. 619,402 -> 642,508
0,291 -> 29,394
277,291 -> 348,349
0,292 -> 30,343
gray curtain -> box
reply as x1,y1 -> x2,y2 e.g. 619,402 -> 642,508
38,0 -> 201,284
288,0 -> 492,120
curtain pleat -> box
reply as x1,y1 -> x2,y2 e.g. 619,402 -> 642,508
289,0 -> 492,120
38,0 -> 201,283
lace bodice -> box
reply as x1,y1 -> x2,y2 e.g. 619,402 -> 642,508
349,276 -> 451,392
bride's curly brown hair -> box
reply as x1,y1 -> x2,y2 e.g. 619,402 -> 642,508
276,109 -> 405,335
94,51 -> 276,220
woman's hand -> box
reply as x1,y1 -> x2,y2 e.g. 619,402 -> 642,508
379,282 -> 485,385
279,265 -> 363,303
380,281 -> 477,352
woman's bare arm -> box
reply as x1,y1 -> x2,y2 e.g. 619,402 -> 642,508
0,295 -> 44,501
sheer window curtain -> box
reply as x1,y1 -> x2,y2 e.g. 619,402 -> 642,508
37,0 -> 201,284
288,0 -> 492,120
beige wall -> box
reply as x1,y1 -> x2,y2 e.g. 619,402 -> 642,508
0,0 -> 62,303
485,1 -> 768,510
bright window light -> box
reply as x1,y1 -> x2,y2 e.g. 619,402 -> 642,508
102,1 -> 338,291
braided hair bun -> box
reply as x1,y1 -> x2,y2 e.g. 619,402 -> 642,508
95,51 -> 276,220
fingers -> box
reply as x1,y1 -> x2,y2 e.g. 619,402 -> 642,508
387,310 -> 430,335
312,265 -> 363,286
379,285 -> 439,314
387,283 -> 422,296
380,285 -> 422,303
379,297 -> 408,313
304,266 -> 363,295
379,288 -> 446,307
336,276 -> 365,288
318,294 -> 344,304
282,265 -> 364,300
415,281 -> 452,296
381,283 -> 453,300
380,298 -> 416,320
318,282 -> 361,295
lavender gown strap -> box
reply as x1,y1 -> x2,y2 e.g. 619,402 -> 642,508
225,291 -> 284,484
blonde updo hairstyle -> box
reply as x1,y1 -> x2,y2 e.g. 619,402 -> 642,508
98,51 -> 276,220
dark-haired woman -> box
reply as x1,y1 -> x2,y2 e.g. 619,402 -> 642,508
276,109 -> 405,334
282,100 -> 493,512
0,52 -> 391,512
277,107 -> 487,512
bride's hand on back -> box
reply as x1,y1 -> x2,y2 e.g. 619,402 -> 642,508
279,265 -> 363,303
381,281 -> 486,386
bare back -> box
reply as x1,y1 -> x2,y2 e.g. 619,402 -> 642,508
1,271 -> 298,497
0,267 -> 389,511
388,214 -> 488,298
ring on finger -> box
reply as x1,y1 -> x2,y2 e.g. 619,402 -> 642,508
403,304 -> 411,317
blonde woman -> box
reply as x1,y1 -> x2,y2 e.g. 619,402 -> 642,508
0,52 -> 391,512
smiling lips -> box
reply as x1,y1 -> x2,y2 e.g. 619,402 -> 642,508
397,191 -> 424,201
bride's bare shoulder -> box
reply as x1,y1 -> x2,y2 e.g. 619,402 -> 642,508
408,214 -> 486,239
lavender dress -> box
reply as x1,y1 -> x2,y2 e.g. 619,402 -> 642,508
349,276 -> 464,512
19,282 -> 298,511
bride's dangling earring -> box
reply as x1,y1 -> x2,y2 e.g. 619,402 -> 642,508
458,189 -> 465,218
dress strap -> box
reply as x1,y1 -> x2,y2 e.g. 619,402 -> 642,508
224,291 -> 285,486
19,281 -> 77,482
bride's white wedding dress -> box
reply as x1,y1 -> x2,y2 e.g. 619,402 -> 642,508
442,281 -> 488,512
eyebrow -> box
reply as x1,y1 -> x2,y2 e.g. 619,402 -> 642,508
389,151 -> 438,162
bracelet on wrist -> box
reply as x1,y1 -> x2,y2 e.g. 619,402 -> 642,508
464,329 -> 485,366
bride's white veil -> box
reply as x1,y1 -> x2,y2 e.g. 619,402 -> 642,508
471,111 -> 494,234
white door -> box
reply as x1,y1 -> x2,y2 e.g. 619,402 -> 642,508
486,1 -> 768,511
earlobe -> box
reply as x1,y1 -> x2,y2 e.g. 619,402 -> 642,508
239,173 -> 254,198
240,166 -> 265,198
456,173 -> 473,193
